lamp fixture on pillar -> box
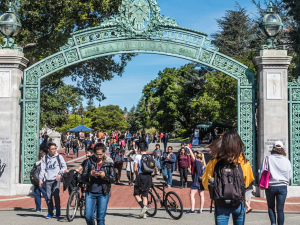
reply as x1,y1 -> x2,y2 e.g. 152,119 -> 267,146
259,2 -> 285,50
0,2 -> 22,51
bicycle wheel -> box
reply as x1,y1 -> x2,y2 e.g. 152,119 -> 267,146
165,191 -> 183,220
67,190 -> 79,222
80,198 -> 85,218
145,191 -> 157,217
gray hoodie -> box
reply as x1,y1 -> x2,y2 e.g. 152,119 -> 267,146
39,152 -> 67,181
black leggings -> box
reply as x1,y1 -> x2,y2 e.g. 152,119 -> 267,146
179,167 -> 188,186
127,171 -> 134,183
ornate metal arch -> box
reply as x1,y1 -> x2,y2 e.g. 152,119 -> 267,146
20,0 -> 255,183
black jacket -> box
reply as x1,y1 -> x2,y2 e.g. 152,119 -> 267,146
82,155 -> 116,196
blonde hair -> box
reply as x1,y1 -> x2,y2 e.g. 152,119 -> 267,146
197,152 -> 206,169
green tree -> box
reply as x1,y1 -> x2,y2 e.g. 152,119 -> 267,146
126,106 -> 143,133
85,105 -> 127,131
40,84 -> 82,129
56,114 -> 93,132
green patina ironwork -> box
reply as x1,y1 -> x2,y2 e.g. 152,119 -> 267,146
288,78 -> 300,185
20,0 -> 256,183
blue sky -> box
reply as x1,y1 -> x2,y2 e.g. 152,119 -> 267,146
65,0 -> 262,111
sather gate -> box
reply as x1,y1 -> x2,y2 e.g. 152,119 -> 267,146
20,0 -> 255,183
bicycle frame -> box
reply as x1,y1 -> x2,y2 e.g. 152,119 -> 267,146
150,183 -> 167,207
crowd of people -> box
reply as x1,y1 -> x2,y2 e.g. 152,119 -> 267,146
33,129 -> 292,225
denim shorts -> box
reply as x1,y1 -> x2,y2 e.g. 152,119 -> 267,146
191,185 -> 201,190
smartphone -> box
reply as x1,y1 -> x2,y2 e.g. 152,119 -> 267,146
95,169 -> 100,172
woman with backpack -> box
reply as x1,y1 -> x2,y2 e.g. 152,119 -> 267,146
176,147 -> 191,189
202,130 -> 254,225
125,149 -> 136,186
72,135 -> 79,159
259,141 -> 292,225
117,140 -> 125,154
186,149 -> 206,214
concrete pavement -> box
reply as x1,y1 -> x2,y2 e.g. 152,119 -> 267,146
0,209 -> 300,225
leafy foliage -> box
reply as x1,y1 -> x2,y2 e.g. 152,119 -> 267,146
126,106 -> 143,133
56,114 -> 93,133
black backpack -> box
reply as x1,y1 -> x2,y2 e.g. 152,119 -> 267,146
30,163 -> 41,186
209,160 -> 245,208
141,154 -> 155,174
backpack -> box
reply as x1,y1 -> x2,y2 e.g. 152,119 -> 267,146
141,154 -> 155,174
80,132 -> 85,138
30,163 -> 41,186
209,160 -> 245,208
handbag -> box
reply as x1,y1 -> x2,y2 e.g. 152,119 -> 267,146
259,156 -> 270,189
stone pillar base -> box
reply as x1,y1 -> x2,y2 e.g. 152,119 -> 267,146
0,184 -> 33,196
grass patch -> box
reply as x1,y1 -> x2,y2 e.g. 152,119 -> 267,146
169,137 -> 190,142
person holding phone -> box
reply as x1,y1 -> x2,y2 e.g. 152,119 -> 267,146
82,143 -> 116,225
162,146 -> 176,188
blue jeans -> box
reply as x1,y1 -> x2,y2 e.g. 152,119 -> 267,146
73,146 -> 79,158
265,185 -> 287,225
163,168 -> 173,185
34,184 -> 48,211
85,192 -> 110,225
215,202 -> 246,225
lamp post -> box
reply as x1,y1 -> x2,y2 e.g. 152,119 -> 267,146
259,2 -> 285,50
81,114 -> 84,125
74,109 -> 78,127
0,2 -> 22,51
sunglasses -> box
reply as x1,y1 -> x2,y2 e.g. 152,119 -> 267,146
95,154 -> 104,157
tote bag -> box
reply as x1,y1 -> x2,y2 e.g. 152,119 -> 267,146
259,156 -> 270,189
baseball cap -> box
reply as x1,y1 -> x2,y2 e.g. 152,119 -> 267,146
273,141 -> 283,149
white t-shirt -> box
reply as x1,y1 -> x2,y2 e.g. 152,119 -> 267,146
134,153 -> 146,174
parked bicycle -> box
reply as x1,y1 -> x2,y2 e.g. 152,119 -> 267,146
66,172 -> 85,222
146,178 -> 183,220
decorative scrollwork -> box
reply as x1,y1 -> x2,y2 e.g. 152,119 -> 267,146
292,89 -> 300,101
291,104 -> 300,185
289,77 -> 300,86
240,103 -> 253,166
65,49 -> 79,63
241,89 -> 252,101
59,38 -> 75,51
199,50 -> 213,64
25,88 -> 38,99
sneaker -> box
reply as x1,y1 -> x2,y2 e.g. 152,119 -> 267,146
56,208 -> 61,218
143,214 -> 147,219
167,184 -> 171,188
185,183 -> 187,188
46,214 -> 53,219
186,210 -> 195,214
139,206 -> 148,218
198,210 -> 203,214
180,186 -> 183,189
36,210 -> 42,213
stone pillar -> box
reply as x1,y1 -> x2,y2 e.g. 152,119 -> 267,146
0,49 -> 29,196
253,50 -> 292,197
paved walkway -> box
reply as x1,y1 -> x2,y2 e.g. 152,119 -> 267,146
1,209 -> 300,225
1,142 -> 300,212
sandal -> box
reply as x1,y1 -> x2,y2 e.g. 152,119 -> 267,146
246,208 -> 252,214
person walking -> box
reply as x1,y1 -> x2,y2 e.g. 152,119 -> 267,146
83,136 -> 92,151
153,144 -> 163,175
134,141 -> 153,219
130,140 -> 139,153
176,147 -> 191,189
202,130 -> 254,225
160,132 -> 163,143
72,135 -> 79,159
186,148 -> 206,214
33,151 -> 49,212
109,138 -> 117,158
82,143 -> 116,225
145,133 -> 150,150
126,131 -> 132,150
162,146 -> 176,188
65,132 -> 72,155
125,149 -> 136,187
39,143 -> 67,219
113,148 -> 125,184
79,130 -> 85,149
259,141 -> 292,225
162,132 -> 169,152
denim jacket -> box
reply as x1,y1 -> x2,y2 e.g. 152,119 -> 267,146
162,152 -> 177,172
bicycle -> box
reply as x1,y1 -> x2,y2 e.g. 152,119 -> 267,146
66,172 -> 85,222
146,179 -> 183,220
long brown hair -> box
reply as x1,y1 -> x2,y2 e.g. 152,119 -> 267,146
217,130 -> 247,165
206,139 -> 222,159
178,147 -> 187,157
